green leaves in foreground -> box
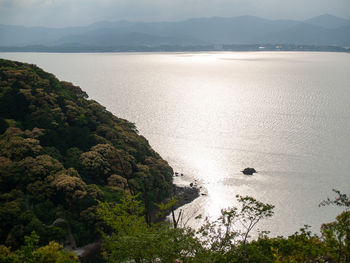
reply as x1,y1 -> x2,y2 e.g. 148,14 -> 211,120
2,190 -> 349,262
320,189 -> 350,262
97,194 -> 275,263
0,232 -> 78,263
197,195 -> 275,262
97,191 -> 349,263
97,194 -> 201,263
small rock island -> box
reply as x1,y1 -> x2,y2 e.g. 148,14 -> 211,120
242,167 -> 257,175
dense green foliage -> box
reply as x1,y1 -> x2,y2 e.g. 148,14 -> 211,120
0,232 -> 79,263
0,59 -> 173,248
1,190 -> 348,262
97,190 -> 349,263
97,194 -> 202,263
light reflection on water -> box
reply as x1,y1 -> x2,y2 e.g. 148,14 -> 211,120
1,51 -> 349,237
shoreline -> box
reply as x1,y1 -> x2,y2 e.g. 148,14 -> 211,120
172,184 -> 200,211
150,183 -> 201,223
1,45 -> 349,53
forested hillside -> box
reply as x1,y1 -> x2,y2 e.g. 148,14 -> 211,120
0,59 -> 173,248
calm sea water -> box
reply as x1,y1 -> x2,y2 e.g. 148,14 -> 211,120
1,52 -> 349,236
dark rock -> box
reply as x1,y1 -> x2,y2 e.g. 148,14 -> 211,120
74,241 -> 103,262
242,167 -> 257,175
190,183 -> 193,187
151,185 -> 200,222
173,185 -> 200,208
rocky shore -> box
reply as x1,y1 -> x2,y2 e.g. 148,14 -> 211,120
172,185 -> 200,210
149,182 -> 200,223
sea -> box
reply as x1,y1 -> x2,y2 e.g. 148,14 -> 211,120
1,51 -> 349,237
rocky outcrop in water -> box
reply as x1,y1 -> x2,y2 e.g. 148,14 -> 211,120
242,168 -> 257,175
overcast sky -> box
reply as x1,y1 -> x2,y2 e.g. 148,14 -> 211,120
1,0 -> 350,27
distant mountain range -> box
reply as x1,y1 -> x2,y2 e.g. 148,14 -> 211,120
1,14 -> 350,52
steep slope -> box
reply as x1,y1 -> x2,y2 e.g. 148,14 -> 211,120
0,59 -> 173,248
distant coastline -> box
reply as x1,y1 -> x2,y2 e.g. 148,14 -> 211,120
2,14 -> 350,54
0,44 -> 349,53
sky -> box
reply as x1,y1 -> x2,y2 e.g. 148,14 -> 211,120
0,0 -> 350,27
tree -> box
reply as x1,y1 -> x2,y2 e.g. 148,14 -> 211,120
319,189 -> 350,209
51,168 -> 87,206
198,195 -> 274,262
97,194 -> 159,262
320,189 -> 350,262
0,232 -> 79,263
236,195 -> 274,256
80,144 -> 132,184
97,194 -> 201,263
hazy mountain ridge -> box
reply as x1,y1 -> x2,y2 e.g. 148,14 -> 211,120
1,14 -> 349,49
305,14 -> 350,29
